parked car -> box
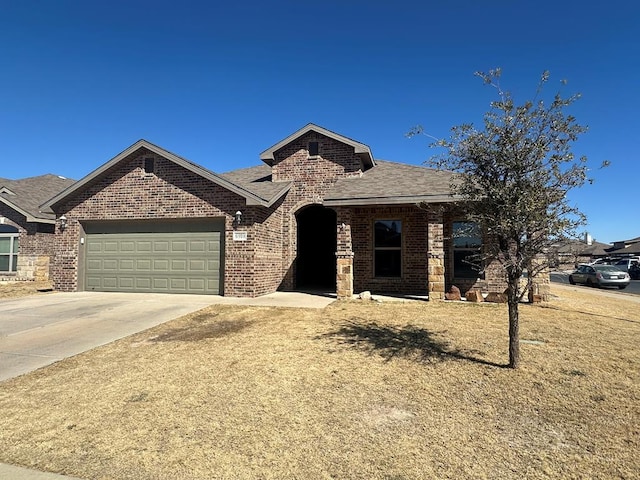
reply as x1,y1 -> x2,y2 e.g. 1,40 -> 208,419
629,262 -> 640,280
589,258 -> 614,265
569,264 -> 630,289
613,258 -> 640,273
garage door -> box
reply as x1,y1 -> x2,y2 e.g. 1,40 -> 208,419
84,220 -> 223,294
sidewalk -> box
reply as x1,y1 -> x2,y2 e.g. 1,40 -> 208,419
0,463 -> 82,480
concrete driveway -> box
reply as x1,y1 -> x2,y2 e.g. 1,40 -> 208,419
0,290 -> 335,382
0,292 -> 227,382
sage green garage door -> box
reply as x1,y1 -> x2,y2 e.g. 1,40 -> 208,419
84,221 -> 223,294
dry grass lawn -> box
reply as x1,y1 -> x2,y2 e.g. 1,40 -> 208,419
0,285 -> 638,479
0,280 -> 53,299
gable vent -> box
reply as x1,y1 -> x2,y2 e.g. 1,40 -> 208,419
144,157 -> 155,174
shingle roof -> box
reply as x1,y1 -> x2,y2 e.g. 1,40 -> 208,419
611,236 -> 640,245
42,140 -> 290,211
555,239 -> 612,257
0,174 -> 76,222
38,136 -> 461,214
260,123 -> 375,169
607,244 -> 640,256
322,160 -> 462,206
219,164 -> 291,202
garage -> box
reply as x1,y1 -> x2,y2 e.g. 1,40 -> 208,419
83,219 -> 224,294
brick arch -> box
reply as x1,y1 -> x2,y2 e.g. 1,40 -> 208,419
285,199 -> 325,256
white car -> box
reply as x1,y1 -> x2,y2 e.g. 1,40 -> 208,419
613,257 -> 640,272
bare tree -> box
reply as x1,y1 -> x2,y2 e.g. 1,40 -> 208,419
411,69 -> 605,368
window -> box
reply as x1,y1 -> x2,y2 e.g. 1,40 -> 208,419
308,142 -> 319,157
374,220 -> 401,277
0,226 -> 19,273
144,157 -> 155,174
453,221 -> 482,278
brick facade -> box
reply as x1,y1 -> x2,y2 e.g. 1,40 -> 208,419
0,202 -> 56,281
50,137 -> 365,297
48,129 -> 516,299
349,205 -> 430,295
269,132 -> 363,291
53,150 -> 270,296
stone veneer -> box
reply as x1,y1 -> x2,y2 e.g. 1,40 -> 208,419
0,202 -> 56,280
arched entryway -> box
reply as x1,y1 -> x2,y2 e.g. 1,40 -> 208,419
296,204 -> 337,290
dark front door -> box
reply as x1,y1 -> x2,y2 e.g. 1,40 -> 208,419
296,205 -> 336,290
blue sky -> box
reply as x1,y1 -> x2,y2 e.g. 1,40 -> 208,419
0,1 -> 637,244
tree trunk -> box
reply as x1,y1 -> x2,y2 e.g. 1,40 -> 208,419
508,295 -> 520,369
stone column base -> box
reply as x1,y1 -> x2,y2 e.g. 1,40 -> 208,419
336,252 -> 354,300
428,253 -> 445,300
16,255 -> 50,281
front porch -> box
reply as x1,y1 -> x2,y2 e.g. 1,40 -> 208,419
333,204 -> 455,300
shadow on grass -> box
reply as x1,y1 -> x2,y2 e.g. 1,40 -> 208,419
151,318 -> 253,342
321,319 -> 507,368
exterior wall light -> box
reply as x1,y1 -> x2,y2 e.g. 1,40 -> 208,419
59,215 -> 68,231
235,211 -> 242,224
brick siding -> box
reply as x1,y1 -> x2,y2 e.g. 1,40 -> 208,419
0,202 -> 56,280
351,205 -> 429,295
48,134 -> 513,299
270,132 -> 363,291
52,150 -> 277,296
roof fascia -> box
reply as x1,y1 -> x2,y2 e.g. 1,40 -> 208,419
42,140 -> 268,210
259,124 -> 375,168
323,194 -> 463,207
0,197 -> 55,224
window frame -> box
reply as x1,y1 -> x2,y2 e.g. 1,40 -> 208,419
452,221 -> 483,279
0,232 -> 19,273
373,219 -> 402,278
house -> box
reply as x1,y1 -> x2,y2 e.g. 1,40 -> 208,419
42,124 -> 527,299
548,236 -> 612,269
0,174 -> 76,280
608,236 -> 640,257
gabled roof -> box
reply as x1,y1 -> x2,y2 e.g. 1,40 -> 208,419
0,174 -> 76,223
612,236 -> 640,245
259,123 -> 375,169
323,160 -> 463,206
554,239 -> 612,257
607,243 -> 640,256
42,140 -> 290,211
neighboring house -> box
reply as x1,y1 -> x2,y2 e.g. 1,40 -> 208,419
607,236 -> 640,257
0,174 -> 76,280
548,237 -> 612,269
42,123 -> 533,299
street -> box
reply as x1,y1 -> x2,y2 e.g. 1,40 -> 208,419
550,272 -> 640,296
